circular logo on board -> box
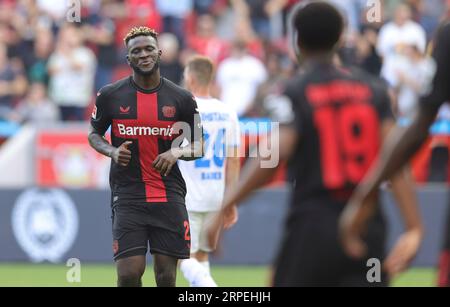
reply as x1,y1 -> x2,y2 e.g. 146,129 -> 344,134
11,188 -> 79,263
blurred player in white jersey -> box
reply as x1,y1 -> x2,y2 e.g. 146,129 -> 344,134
178,56 -> 241,287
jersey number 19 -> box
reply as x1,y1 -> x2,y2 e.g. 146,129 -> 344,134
314,103 -> 379,189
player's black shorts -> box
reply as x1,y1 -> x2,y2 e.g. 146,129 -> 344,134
273,202 -> 387,287
111,201 -> 191,261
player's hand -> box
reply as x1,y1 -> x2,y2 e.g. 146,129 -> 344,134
383,228 -> 423,278
339,193 -> 376,259
112,141 -> 132,167
223,205 -> 238,229
152,150 -> 179,176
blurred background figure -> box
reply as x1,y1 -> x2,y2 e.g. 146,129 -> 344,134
155,0 -> 193,48
187,14 -> 229,64
248,51 -> 288,118
28,27 -> 53,85
8,82 -> 59,125
230,0 -> 288,41
159,33 -> 184,85
353,24 -> 383,76
82,5 -> 118,92
233,16 -> 265,59
193,0 -> 218,15
0,42 -> 27,121
216,40 -> 267,117
47,24 -> 96,121
35,0 -> 68,23
377,3 -> 426,68
381,40 -> 436,121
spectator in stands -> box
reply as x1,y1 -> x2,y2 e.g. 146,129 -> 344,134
377,2 -> 427,66
47,24 -> 96,121
329,0 -> 363,35
233,16 -> 265,60
194,0 -> 218,15
231,0 -> 289,40
417,0 -> 447,38
381,40 -> 436,120
159,33 -> 183,84
0,42 -> 27,121
352,25 -> 383,76
124,0 -> 162,39
82,11 -> 118,91
28,27 -> 53,84
0,16 -> 34,71
35,0 -> 68,22
155,0 -> 194,48
103,0 -> 162,55
187,14 -> 229,64
249,51 -> 288,118
9,82 -> 59,125
216,39 -> 267,117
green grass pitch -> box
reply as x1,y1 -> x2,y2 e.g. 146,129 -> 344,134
0,264 -> 438,287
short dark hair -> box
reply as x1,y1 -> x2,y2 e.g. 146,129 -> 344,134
123,26 -> 158,47
292,2 -> 344,52
186,56 -> 215,85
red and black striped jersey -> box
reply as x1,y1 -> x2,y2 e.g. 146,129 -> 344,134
91,76 -> 201,204
273,63 -> 393,211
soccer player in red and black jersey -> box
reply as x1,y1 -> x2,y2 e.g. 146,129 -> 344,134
88,27 -> 203,287
340,21 -> 450,286
207,2 -> 422,286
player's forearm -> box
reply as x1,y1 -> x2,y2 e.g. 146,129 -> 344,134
222,157 -> 278,211
174,141 -> 204,161
222,127 -> 296,210
360,113 -> 433,199
225,156 -> 240,186
88,132 -> 115,158
224,155 -> 241,203
390,168 -> 423,232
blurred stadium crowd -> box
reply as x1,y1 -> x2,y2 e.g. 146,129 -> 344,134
0,0 -> 449,134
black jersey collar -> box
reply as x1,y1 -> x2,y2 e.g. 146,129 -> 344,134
129,76 -> 164,94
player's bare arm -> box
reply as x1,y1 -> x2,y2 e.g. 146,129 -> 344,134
207,127 -> 298,248
355,106 -> 435,198
383,116 -> 423,278
340,117 -> 426,265
384,167 -> 423,278
88,125 -> 132,167
340,105 -> 434,258
223,146 -> 241,229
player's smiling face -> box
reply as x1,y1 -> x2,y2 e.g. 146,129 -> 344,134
127,35 -> 162,76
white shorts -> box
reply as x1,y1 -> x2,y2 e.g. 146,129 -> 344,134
188,211 -> 219,254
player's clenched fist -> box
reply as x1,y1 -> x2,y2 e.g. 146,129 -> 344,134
112,141 -> 132,167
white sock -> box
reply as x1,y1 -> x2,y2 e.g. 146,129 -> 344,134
199,261 -> 211,275
180,259 -> 202,284
180,259 -> 217,287
198,261 -> 216,287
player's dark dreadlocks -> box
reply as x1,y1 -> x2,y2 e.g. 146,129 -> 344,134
123,26 -> 158,46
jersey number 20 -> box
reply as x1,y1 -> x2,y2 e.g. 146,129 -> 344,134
195,129 -> 226,168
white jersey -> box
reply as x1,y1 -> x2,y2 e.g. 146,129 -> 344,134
178,97 -> 240,212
